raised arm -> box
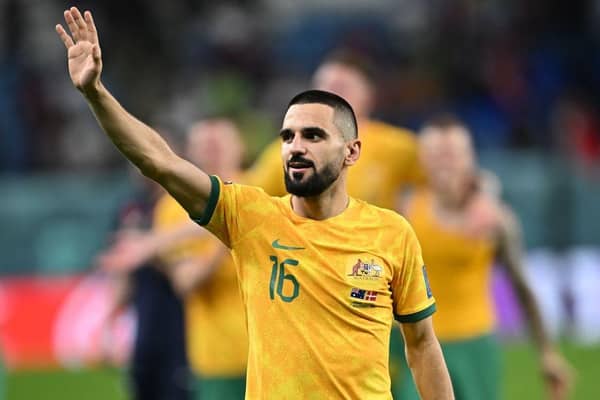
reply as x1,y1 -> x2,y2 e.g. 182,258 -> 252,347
56,7 -> 211,217
400,317 -> 454,400
496,208 -> 573,400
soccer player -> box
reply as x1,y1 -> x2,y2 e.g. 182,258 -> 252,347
398,115 -> 573,400
56,7 -> 454,399
154,118 -> 249,400
244,49 -> 426,395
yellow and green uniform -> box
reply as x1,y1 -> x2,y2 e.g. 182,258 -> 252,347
398,189 -> 500,400
245,119 -> 425,394
245,119 -> 424,208
194,176 -> 435,399
154,194 -> 248,399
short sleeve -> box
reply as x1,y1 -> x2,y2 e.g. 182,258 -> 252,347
391,222 -> 436,323
190,175 -> 273,248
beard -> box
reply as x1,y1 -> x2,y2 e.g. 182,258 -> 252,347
284,156 -> 341,197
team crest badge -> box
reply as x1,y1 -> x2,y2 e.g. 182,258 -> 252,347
347,258 -> 384,281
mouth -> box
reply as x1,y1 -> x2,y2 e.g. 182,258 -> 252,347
287,159 -> 314,175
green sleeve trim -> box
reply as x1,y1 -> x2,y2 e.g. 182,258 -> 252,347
192,175 -> 220,226
395,303 -> 436,323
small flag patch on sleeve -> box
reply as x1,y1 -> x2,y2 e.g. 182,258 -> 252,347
422,265 -> 433,299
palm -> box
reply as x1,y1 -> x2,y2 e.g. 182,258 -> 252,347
68,41 -> 100,89
56,7 -> 102,92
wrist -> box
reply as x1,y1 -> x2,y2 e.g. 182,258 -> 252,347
81,80 -> 104,101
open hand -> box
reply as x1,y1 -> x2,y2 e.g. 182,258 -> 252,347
55,7 -> 102,94
96,230 -> 156,272
541,349 -> 574,400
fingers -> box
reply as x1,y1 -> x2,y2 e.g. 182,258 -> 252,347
70,7 -> 88,38
63,9 -> 80,42
84,10 -> 100,44
92,45 -> 102,62
63,7 -> 98,44
55,24 -> 74,49
546,372 -> 571,400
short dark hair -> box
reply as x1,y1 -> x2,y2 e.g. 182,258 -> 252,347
288,89 -> 358,140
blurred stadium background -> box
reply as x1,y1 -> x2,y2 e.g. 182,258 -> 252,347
1,0 -> 599,399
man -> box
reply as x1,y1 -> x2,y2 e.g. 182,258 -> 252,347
56,8 -> 453,399
246,49 -> 425,207
245,49 -> 426,395
98,172 -> 191,400
398,115 -> 573,400
154,118 -> 249,400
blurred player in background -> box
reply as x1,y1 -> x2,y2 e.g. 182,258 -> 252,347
397,114 -> 573,400
97,121 -> 249,399
154,118 -> 248,400
246,49 -> 425,204
56,8 -> 454,398
98,168 -> 191,400
245,48 -> 425,394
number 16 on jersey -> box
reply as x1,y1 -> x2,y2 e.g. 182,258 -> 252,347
269,256 -> 300,302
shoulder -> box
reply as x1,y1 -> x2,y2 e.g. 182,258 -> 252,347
366,120 -> 417,147
220,178 -> 272,201
250,138 -> 280,165
398,187 -> 430,217
495,202 -> 521,237
356,198 -> 414,232
153,193 -> 187,225
154,192 -> 176,212
465,191 -> 508,237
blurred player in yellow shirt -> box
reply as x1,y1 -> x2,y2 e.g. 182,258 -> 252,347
246,50 -> 425,207
398,115 -> 573,400
153,119 -> 248,399
57,9 -> 455,397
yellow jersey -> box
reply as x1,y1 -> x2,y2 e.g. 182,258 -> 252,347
245,120 -> 424,209
153,194 -> 248,377
406,190 -> 497,341
195,176 -> 435,399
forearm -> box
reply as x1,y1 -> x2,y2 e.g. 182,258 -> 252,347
153,221 -> 207,255
84,82 -> 210,216
497,209 -> 552,352
107,272 -> 131,320
84,82 -> 176,179
513,280 -> 551,351
406,336 -> 454,400
58,7 -> 210,218
170,246 -> 227,295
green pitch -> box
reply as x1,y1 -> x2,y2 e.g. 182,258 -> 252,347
6,343 -> 599,399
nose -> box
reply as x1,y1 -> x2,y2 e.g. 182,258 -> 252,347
288,132 -> 307,155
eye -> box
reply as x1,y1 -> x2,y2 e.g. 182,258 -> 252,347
280,130 -> 293,143
303,128 -> 325,141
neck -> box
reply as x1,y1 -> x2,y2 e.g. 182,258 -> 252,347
434,175 -> 475,211
290,177 -> 349,220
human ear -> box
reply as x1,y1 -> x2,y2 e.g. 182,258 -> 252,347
344,139 -> 361,166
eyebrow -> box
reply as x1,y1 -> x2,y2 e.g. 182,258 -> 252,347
278,126 -> 329,138
279,128 -> 292,138
302,126 -> 328,137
